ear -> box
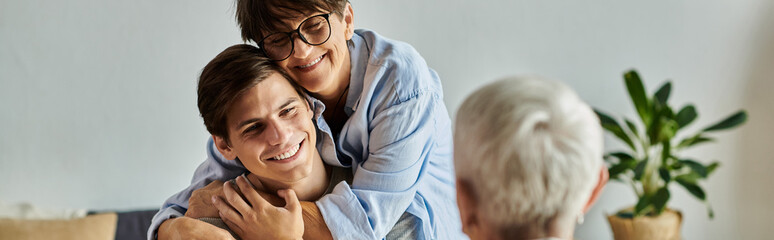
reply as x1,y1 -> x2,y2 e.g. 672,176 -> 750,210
299,97 -> 315,120
456,179 -> 481,236
212,134 -> 238,160
306,102 -> 314,118
583,166 -> 609,213
305,98 -> 314,115
342,3 -> 355,40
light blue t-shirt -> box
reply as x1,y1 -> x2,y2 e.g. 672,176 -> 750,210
148,29 -> 465,240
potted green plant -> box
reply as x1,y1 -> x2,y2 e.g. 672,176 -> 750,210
595,70 -> 747,240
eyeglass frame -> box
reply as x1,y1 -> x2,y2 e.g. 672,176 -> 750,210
257,13 -> 333,61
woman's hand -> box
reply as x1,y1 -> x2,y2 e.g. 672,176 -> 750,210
213,175 -> 304,240
186,180 -> 225,219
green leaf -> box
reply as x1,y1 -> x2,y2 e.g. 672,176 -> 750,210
703,110 -> 748,132
662,140 -> 672,165
624,70 -> 652,126
654,82 -> 672,107
608,165 -> 626,180
651,187 -> 671,215
635,194 -> 652,216
625,118 -> 640,138
616,211 -> 634,219
675,105 -> 697,128
607,152 -> 634,161
674,172 -> 701,185
659,167 -> 671,183
707,203 -> 715,219
680,159 -> 708,178
706,162 -> 720,176
606,152 -> 637,179
660,120 -> 678,142
634,158 -> 649,180
677,134 -> 714,149
596,109 -> 618,126
595,110 -> 636,150
676,177 -> 706,201
662,105 -> 675,120
670,161 -> 684,170
648,117 -> 678,144
647,115 -> 663,144
609,161 -> 636,180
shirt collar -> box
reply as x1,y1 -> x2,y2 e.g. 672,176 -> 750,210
345,30 -> 369,115
305,93 -> 326,120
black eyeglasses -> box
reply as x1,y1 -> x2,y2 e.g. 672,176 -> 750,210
258,13 -> 332,61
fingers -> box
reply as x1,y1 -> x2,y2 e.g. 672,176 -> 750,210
235,175 -> 271,209
278,189 -> 301,213
222,179 -> 254,216
212,195 -> 242,225
221,215 -> 243,239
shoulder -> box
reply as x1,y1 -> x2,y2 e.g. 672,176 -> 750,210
355,29 -> 443,102
356,29 -> 424,67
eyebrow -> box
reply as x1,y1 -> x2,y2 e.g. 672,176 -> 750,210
236,97 -> 300,130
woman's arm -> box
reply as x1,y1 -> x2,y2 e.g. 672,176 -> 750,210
158,216 -> 235,240
149,138 -> 246,240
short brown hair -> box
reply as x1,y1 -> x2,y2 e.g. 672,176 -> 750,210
197,44 -> 299,143
235,0 -> 349,43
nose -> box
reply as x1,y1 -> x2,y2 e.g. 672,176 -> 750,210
265,120 -> 291,146
292,35 -> 313,59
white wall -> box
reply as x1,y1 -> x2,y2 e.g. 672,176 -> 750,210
1,0 -> 772,239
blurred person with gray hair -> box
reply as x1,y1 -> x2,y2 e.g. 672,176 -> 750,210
453,77 -> 609,240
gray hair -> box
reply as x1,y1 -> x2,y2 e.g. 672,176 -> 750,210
454,76 -> 603,232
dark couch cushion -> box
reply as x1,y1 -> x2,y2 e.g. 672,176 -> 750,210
113,209 -> 158,240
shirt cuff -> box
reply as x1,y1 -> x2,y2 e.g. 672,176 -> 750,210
146,206 -> 185,240
316,182 -> 378,240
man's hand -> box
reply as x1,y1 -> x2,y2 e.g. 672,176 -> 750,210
157,216 -> 235,240
186,180 -> 225,219
213,175 -> 304,240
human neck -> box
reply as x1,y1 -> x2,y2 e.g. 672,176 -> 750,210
314,52 -> 351,107
246,157 -> 329,201
516,217 -> 575,240
541,216 -> 575,240
484,218 -> 575,240
316,69 -> 351,137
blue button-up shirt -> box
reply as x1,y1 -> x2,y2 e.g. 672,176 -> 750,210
149,29 -> 466,240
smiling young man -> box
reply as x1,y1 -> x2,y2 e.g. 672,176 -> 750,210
150,1 -> 464,239
189,44 -> 326,240
201,46 -> 328,206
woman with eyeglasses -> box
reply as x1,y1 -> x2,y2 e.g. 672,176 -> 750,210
150,1 -> 465,240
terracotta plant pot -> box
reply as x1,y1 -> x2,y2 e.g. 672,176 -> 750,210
607,208 -> 683,240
